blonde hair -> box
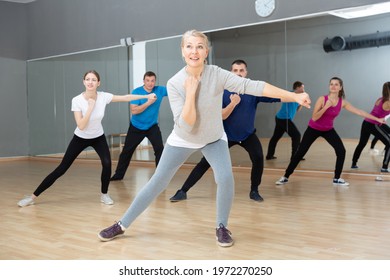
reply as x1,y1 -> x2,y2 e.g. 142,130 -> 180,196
181,29 -> 210,50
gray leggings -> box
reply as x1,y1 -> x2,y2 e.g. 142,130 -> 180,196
120,140 -> 234,228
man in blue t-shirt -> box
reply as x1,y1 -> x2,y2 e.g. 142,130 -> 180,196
111,71 -> 167,181
169,60 -> 279,202
266,81 -> 304,160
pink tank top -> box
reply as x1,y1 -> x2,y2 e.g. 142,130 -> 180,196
308,95 -> 342,131
365,98 -> 389,125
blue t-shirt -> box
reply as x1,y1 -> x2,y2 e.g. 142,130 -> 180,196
222,90 -> 280,142
130,85 -> 167,130
276,102 -> 300,120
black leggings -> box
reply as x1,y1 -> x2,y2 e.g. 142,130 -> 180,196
33,134 -> 111,196
181,132 -> 264,193
113,123 -> 164,178
267,116 -> 301,159
352,121 -> 390,169
284,126 -> 346,179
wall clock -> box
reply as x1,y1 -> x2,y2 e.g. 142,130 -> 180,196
255,0 -> 275,17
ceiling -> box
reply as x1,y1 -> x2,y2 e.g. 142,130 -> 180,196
0,0 -> 35,3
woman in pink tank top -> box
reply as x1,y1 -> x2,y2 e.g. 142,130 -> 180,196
351,82 -> 390,172
276,77 -> 385,187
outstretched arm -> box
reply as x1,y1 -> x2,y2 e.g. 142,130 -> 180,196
111,93 -> 156,103
262,83 -> 311,109
343,100 -> 385,124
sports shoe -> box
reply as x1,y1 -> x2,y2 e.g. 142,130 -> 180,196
369,148 -> 379,155
266,156 -> 277,160
110,175 -> 123,181
333,178 -> 349,186
216,223 -> 233,247
169,189 -> 187,202
249,190 -> 264,202
380,168 -> 390,173
98,221 -> 125,241
101,193 -> 114,205
275,176 -> 288,185
351,164 -> 359,169
17,195 -> 34,207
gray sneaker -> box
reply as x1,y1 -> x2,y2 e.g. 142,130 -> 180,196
17,195 -> 34,207
169,190 -> 187,202
216,223 -> 234,247
98,222 -> 125,241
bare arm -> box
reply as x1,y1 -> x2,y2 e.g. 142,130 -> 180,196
344,100 -> 385,123
111,93 -> 156,103
311,96 -> 331,121
383,100 -> 390,111
74,99 -> 95,130
130,97 -> 157,115
262,83 -> 311,108
222,94 -> 241,120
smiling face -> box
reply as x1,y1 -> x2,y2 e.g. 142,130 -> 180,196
143,75 -> 156,92
181,31 -> 209,69
83,72 -> 100,91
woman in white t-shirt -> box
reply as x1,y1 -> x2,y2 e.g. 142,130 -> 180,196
17,70 -> 156,207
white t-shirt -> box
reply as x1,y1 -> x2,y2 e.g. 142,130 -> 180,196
71,91 -> 113,139
167,130 -> 227,149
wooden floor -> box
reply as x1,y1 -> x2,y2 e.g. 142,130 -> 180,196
46,137 -> 387,174
1,154 -> 389,260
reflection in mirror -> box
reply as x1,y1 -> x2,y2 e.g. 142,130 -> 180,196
194,13 -> 389,174
28,46 -> 131,159
27,11 -> 390,176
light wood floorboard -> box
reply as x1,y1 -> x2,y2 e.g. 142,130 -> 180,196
1,157 -> 389,260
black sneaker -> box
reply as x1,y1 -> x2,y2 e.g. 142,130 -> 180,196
351,164 -> 359,169
216,223 -> 234,247
249,190 -> 264,202
266,156 -> 277,160
98,221 -> 125,241
381,168 -> 389,173
332,178 -> 350,186
169,190 -> 187,202
110,175 -> 123,181
275,176 -> 288,185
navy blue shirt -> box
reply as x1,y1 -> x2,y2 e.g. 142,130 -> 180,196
222,90 -> 280,142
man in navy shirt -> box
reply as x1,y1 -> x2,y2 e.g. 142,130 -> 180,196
169,60 -> 279,202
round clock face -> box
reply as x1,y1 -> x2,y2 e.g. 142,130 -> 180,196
255,0 -> 275,17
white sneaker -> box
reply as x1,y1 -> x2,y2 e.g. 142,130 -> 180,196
333,178 -> 349,186
18,195 -> 34,207
275,176 -> 288,185
101,194 -> 114,205
369,148 -> 379,155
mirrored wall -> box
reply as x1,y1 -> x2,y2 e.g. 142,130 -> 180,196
28,47 -> 131,157
28,12 -> 390,175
